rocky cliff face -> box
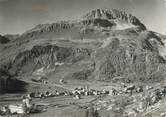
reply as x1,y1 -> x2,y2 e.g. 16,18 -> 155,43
83,9 -> 146,30
94,31 -> 166,82
10,44 -> 91,75
0,9 -> 166,93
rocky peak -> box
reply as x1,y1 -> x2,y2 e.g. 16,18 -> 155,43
83,9 -> 146,30
83,9 -> 114,19
83,9 -> 136,21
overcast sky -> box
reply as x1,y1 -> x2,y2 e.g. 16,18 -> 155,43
0,0 -> 166,35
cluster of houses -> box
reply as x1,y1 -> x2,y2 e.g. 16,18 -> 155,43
0,87 -> 110,116
1,83 -> 165,116
29,90 -> 72,98
29,86 -> 110,100
28,84 -> 148,100
72,87 -> 109,99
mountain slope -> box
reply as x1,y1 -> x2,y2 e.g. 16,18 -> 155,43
0,9 -> 166,93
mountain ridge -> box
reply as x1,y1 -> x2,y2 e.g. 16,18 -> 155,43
20,9 -> 146,40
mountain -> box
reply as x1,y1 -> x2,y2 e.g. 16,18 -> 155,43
0,9 -> 166,93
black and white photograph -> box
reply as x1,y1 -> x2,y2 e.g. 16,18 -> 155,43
0,0 -> 166,117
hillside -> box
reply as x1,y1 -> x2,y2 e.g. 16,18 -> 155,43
0,9 -> 166,93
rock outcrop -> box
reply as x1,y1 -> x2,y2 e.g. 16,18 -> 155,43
83,9 -> 146,30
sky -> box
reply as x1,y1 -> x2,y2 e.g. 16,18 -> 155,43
0,0 -> 166,35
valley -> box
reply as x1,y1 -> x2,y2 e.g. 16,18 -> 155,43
0,9 -> 166,117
